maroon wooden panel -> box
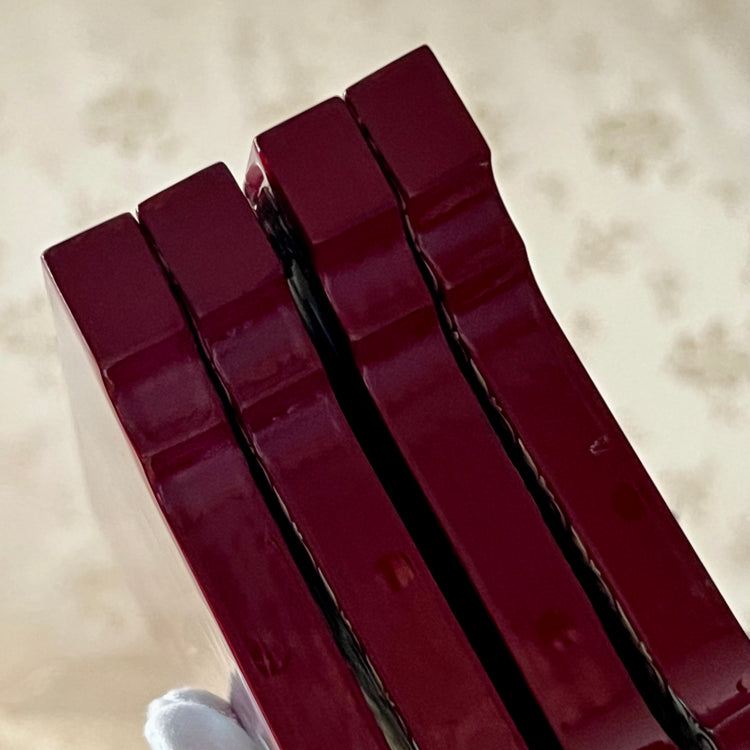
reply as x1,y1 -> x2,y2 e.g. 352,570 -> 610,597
345,44 -> 750,748
138,162 -> 526,750
42,215 -> 390,750
246,98 -> 676,750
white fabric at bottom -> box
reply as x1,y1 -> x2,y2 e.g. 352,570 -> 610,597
144,688 -> 258,750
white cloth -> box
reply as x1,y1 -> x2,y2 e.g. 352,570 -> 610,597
145,688 -> 259,750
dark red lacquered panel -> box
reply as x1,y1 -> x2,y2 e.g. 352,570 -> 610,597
246,98 -> 676,750
138,162 -> 526,750
345,45 -> 750,748
42,216 -> 390,750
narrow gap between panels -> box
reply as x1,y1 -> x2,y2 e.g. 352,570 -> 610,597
251,183 -> 564,750
137,219 -> 415,750
351,115 -> 714,750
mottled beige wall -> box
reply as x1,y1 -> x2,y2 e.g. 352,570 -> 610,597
0,1 -> 748,748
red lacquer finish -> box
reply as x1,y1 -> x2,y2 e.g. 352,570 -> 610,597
42,216 -> 390,750
247,98 -> 676,750
138,163 -> 526,750
345,45 -> 750,748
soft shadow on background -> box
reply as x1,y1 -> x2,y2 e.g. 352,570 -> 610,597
1,1 -> 749,747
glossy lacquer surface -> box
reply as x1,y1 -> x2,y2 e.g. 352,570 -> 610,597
42,216 -> 389,750
138,163 -> 525,750
247,98 -> 675,750
346,45 -> 750,748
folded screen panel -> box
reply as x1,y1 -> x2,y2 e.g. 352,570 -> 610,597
138,162 -> 526,750
42,215 -> 390,750
345,45 -> 750,749
245,98 -> 676,750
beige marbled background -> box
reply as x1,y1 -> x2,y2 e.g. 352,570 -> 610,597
0,1 -> 748,747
